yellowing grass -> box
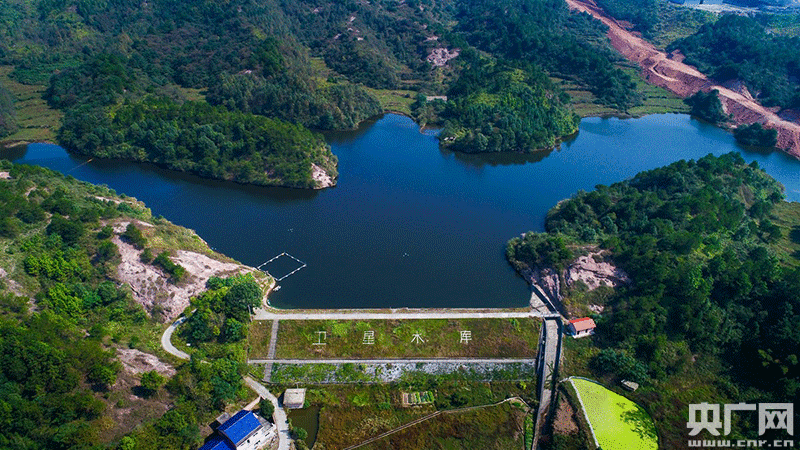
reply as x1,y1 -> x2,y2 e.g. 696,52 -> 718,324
571,378 -> 658,450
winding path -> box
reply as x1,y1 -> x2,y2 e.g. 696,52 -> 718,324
161,318 -> 292,450
565,0 -> 800,157
161,316 -> 189,360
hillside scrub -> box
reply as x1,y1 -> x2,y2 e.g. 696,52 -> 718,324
0,162 -> 254,448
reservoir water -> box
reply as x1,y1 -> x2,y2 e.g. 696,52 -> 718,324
4,113 -> 800,309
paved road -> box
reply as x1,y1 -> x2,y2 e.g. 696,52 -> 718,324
249,357 -> 536,364
161,316 -> 190,360
532,318 -> 561,449
254,307 -> 557,321
244,376 -> 291,450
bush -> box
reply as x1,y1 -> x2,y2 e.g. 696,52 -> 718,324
260,398 -> 275,419
734,123 -> 778,148
141,370 -> 166,396
685,90 -> 729,124
153,251 -> 186,282
122,223 -> 147,249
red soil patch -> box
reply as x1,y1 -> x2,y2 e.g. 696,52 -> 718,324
566,0 -> 800,158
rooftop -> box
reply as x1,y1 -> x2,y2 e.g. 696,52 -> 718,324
284,388 -> 306,408
199,436 -> 235,450
568,317 -> 597,332
218,410 -> 263,446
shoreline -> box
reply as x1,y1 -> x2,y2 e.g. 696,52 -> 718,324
1,139 -> 57,149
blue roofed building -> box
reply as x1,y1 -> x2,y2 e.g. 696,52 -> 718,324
200,410 -> 275,450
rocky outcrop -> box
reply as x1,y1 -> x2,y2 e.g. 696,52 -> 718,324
112,221 -> 255,321
426,47 -> 460,67
523,251 -> 630,314
565,253 -> 630,290
311,163 -> 335,189
527,266 -> 562,309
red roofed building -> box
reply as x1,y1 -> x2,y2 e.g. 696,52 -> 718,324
567,318 -> 596,338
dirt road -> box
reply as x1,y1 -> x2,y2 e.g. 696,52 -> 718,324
566,0 -> 800,157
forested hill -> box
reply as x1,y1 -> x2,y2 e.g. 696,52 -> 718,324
0,161 -> 263,448
668,14 -> 800,110
0,0 -> 647,161
508,153 -> 799,447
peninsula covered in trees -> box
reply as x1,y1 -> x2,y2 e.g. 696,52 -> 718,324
508,153 -> 798,447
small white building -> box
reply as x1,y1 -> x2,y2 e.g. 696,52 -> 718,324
567,317 -> 596,338
284,388 -> 306,409
200,410 -> 275,450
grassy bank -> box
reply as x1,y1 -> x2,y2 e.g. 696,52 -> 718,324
359,401 -> 528,450
557,65 -> 689,119
270,374 -> 536,449
0,65 -> 62,144
250,318 -> 541,359
768,201 -> 800,268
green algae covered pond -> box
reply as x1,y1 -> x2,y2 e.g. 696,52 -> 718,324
570,378 -> 658,450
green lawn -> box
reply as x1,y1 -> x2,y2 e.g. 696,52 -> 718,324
570,378 -> 658,450
251,318 -> 541,359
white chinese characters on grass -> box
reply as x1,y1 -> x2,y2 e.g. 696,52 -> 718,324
688,402 -> 793,437
460,330 -> 472,344
312,331 -> 327,346
411,333 -> 425,344
362,330 -> 375,345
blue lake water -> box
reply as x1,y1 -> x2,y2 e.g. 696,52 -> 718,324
4,113 -> 800,309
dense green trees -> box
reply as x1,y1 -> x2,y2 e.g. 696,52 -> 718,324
207,73 -> 382,130
510,153 -> 799,402
684,90 -> 730,124
440,54 -> 579,153
59,98 -> 337,188
595,0 -> 659,35
182,274 -> 263,345
669,14 -> 800,109
507,234 -> 574,273
734,122 -> 778,148
455,0 -> 641,111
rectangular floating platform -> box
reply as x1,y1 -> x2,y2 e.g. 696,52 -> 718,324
257,252 -> 307,282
